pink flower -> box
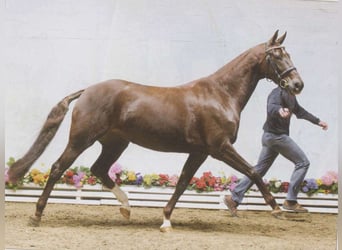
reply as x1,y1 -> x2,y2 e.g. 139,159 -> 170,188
168,175 -> 179,186
108,162 -> 122,181
229,182 -> 237,191
214,183 -> 223,191
73,172 -> 86,188
321,171 -> 338,186
321,175 -> 333,186
327,171 -> 338,183
230,175 -> 238,183
215,177 -> 222,185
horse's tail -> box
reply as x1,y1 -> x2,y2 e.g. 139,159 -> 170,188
8,89 -> 85,184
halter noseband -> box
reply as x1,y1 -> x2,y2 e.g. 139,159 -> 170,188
265,45 -> 297,88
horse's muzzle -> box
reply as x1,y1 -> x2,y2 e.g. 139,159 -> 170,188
289,79 -> 304,95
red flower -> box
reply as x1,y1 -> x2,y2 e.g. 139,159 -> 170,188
87,176 -> 97,185
200,172 -> 216,187
115,178 -> 122,185
203,172 -> 212,179
63,170 -> 75,185
196,179 -> 207,190
159,174 -> 169,186
281,182 -> 289,193
65,170 -> 74,178
190,177 -> 199,185
208,177 -> 216,187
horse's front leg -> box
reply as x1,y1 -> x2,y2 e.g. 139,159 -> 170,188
160,153 -> 208,232
211,140 -> 281,216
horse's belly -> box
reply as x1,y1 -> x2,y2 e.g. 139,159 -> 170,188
111,124 -> 202,153
127,131 -> 193,152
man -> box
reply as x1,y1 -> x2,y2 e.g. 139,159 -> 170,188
224,86 -> 328,216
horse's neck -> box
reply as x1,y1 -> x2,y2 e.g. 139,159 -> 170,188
210,46 -> 264,113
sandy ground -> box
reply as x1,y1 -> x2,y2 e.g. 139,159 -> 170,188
5,202 -> 337,250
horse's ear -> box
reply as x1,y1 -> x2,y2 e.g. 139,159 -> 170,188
267,30 -> 279,46
276,31 -> 287,45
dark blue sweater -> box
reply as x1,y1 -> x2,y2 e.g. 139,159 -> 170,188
263,87 -> 320,135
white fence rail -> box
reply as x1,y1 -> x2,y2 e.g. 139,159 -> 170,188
5,184 -> 338,214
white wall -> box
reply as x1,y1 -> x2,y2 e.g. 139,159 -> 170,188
4,0 -> 339,180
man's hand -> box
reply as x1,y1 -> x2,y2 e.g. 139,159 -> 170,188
279,108 -> 291,118
319,121 -> 328,130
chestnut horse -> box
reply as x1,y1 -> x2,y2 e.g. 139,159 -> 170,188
8,30 -> 303,232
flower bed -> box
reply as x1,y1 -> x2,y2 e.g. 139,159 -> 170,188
5,183 -> 338,214
5,158 -> 338,196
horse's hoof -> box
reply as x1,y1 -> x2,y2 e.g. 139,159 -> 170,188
28,216 -> 41,227
120,206 -> 131,220
160,226 -> 172,233
271,207 -> 283,218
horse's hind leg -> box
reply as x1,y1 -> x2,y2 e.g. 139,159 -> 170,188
29,142 -> 88,226
90,138 -> 130,219
211,141 -> 281,215
160,153 -> 208,232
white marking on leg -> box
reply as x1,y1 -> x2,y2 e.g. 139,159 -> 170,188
111,185 -> 129,207
160,216 -> 172,232
111,185 -> 131,219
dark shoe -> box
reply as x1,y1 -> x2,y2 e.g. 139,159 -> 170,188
283,200 -> 308,213
224,195 -> 238,217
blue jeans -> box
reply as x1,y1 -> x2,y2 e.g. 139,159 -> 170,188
231,132 -> 310,204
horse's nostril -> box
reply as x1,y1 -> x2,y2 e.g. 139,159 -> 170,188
294,81 -> 303,92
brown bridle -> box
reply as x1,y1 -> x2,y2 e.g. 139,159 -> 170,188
265,45 -> 297,88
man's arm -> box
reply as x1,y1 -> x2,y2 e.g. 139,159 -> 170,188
293,100 -> 320,124
293,99 -> 328,130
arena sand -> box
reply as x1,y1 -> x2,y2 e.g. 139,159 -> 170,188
5,202 -> 337,250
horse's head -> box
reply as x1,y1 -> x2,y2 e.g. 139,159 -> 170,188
263,30 -> 304,95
